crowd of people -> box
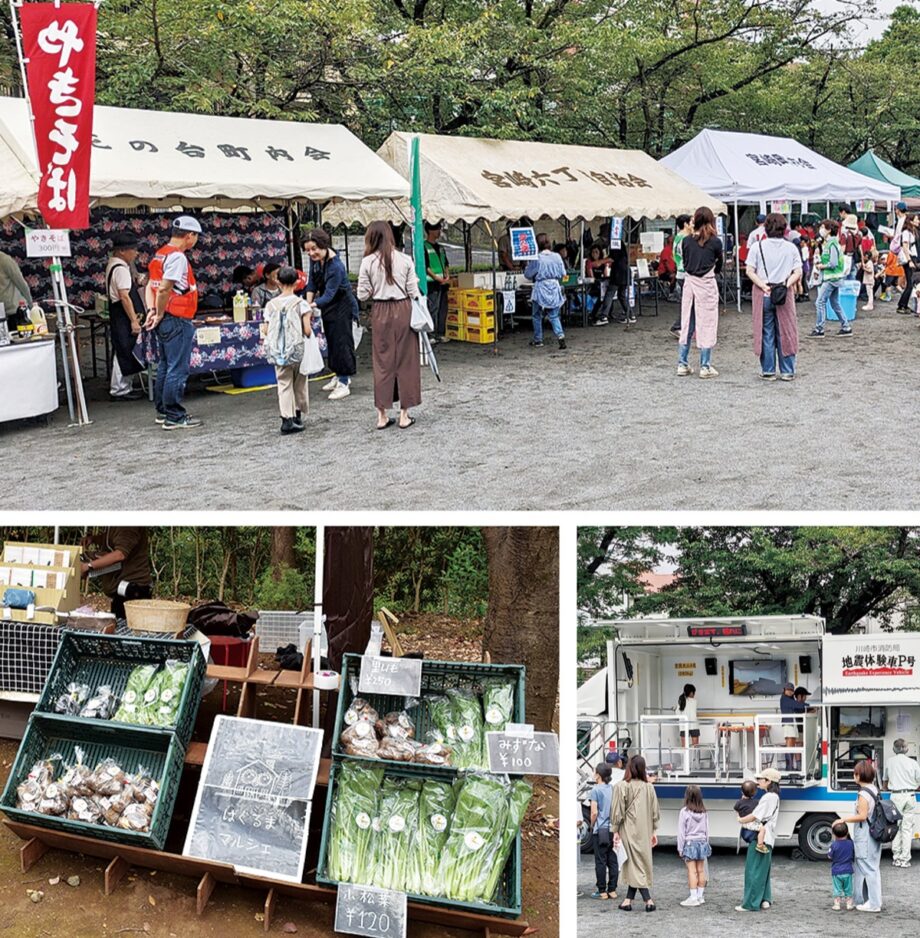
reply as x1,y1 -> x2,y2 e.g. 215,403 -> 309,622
586,745 -> 918,916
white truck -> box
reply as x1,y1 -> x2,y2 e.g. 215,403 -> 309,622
577,615 -> 920,860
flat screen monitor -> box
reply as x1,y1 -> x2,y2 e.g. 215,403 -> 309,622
729,659 -> 787,696
834,707 -> 887,738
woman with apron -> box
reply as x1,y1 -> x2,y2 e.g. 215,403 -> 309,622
303,228 -> 357,401
105,232 -> 146,400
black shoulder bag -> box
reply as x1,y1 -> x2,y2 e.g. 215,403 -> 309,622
758,241 -> 788,306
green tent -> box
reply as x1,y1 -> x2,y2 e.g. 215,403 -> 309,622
848,150 -> 920,199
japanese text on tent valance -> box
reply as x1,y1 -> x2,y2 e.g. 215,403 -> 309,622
482,166 -> 652,189
90,135 -> 331,163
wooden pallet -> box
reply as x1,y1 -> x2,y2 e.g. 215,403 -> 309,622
5,820 -> 530,936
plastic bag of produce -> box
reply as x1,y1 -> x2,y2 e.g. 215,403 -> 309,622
327,762 -> 384,884
16,758 -> 58,811
87,758 -> 127,797
112,664 -> 158,724
437,773 -> 510,902
140,659 -> 189,727
412,737 -> 452,767
37,782 -> 68,816
484,779 -> 532,901
371,778 -> 421,892
376,737 -> 417,762
409,779 -> 459,896
54,682 -> 90,716
79,685 -> 119,720
59,746 -> 93,798
343,697 -> 379,728
428,694 -> 456,747
375,706 -> 416,741
341,720 -> 380,758
482,678 -> 516,733
447,688 -> 485,769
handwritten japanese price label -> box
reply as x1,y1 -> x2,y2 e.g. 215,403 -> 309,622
25,229 -> 71,258
334,883 -> 406,938
358,656 -> 422,697
486,731 -> 559,776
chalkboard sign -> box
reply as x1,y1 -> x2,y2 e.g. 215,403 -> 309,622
183,716 -> 323,883
334,883 -> 406,938
486,730 -> 560,776
358,656 -> 422,698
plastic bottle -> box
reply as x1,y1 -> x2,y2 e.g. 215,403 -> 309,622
0,303 -> 10,346
232,290 -> 247,323
28,303 -> 47,334
364,622 -> 383,658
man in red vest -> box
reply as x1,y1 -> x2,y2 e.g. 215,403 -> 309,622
145,216 -> 202,429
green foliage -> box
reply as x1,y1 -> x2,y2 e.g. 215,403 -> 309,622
441,538 -> 489,618
253,562 -> 312,611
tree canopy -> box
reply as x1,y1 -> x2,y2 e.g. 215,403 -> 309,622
3,0 -> 920,169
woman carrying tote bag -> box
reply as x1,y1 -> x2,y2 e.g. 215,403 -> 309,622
356,222 -> 423,430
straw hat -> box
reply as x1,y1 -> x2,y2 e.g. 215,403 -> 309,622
842,214 -> 860,232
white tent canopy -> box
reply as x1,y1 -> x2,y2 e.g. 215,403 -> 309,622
577,669 -> 608,716
0,122 -> 38,219
660,129 -> 900,206
0,97 -> 409,214
325,131 -> 726,226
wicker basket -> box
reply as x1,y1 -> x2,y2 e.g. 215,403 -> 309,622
124,599 -> 190,634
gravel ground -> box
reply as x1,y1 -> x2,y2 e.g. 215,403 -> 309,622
577,844 -> 919,938
4,298 -> 919,511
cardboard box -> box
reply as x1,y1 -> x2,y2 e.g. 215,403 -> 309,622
455,272 -> 495,290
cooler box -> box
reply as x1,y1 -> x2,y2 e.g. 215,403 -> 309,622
230,363 -> 277,387
830,280 -> 859,321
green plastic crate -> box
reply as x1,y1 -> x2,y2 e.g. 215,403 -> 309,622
315,759 -> 522,918
331,655 -> 525,773
34,631 -> 205,749
0,713 -> 184,850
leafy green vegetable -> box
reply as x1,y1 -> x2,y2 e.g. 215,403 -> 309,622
446,688 -> 485,769
482,678 -> 516,734
139,660 -> 189,727
327,762 -> 384,884
437,773 -> 509,902
484,779 -> 532,902
408,779 -> 458,896
428,694 -> 456,747
112,664 -> 158,724
371,778 -> 421,892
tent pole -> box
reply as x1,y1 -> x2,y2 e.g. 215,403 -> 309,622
734,201 -> 741,312
312,525 -> 325,730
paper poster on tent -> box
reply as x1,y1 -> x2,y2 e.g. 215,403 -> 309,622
770,200 -> 791,215
609,217 -> 624,250
510,227 -> 538,261
822,634 -> 920,704
25,229 -> 71,258
856,199 -> 874,213
716,216 -> 725,238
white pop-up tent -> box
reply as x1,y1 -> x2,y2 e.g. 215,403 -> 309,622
660,129 -> 901,207
325,131 -> 726,226
0,126 -> 37,219
0,97 -> 410,212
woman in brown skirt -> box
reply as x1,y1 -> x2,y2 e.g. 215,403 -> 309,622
357,221 -> 423,429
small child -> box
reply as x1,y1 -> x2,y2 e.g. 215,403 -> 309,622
677,785 -> 711,907
861,252 -> 877,311
828,821 -> 855,911
734,779 -> 764,848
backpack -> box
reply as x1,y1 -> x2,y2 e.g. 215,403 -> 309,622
264,297 -> 305,366
867,788 -> 902,843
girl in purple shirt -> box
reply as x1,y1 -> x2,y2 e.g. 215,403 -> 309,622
677,785 -> 712,907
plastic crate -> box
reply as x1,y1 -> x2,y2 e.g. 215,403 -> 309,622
256,610 -> 313,652
446,323 -> 466,341
465,324 -> 497,344
463,311 -> 495,329
0,713 -> 184,850
315,759 -> 522,918
458,290 -> 495,313
331,654 -> 525,773
34,632 -> 205,750
446,309 -> 466,327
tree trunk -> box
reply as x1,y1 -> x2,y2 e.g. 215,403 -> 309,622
270,527 -> 297,580
482,527 -> 559,732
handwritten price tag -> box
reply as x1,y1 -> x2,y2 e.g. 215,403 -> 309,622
486,730 -> 560,776
358,656 -> 422,698
25,229 -> 71,258
334,884 -> 406,938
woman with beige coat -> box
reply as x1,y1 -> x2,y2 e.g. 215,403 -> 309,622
356,221 -> 423,430
610,754 -> 660,912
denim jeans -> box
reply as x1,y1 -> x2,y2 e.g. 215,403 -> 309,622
815,280 -> 845,331
761,295 -> 796,375
677,306 -> 712,366
853,822 -> 882,909
154,313 -> 196,422
532,303 -> 564,342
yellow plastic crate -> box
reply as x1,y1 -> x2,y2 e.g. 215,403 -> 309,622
446,322 -> 467,341
446,309 -> 466,327
465,324 -> 496,344
447,288 -> 461,306
463,310 -> 495,328
459,290 -> 495,313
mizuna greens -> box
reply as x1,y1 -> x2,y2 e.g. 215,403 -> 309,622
446,688 -> 485,769
481,678 -> 516,734
326,762 -> 384,883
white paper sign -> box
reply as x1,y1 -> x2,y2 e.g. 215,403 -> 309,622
609,217 -> 624,250
822,634 -> 920,704
640,231 -> 664,253
25,229 -> 71,258
358,656 -> 422,697
195,327 -> 221,346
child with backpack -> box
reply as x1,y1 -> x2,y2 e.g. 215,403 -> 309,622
734,779 -> 765,848
262,266 -> 312,435
677,785 -> 711,907
828,821 -> 855,911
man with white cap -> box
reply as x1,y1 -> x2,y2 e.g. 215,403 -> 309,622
145,216 -> 203,430
882,738 -> 920,868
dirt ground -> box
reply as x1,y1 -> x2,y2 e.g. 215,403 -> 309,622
0,613 -> 558,937
577,843 -> 918,937
4,298 -> 918,511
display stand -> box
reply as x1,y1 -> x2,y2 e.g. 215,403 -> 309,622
1,542 -> 81,625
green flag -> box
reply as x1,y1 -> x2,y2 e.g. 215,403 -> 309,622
410,135 -> 427,297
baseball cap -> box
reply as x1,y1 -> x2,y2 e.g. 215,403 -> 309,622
794,686 -> 811,696
111,231 -> 138,249
897,201 -> 908,211
173,215 -> 202,233
755,768 -> 782,783
605,749 -> 621,764
756,213 -> 766,223
783,681 -> 795,691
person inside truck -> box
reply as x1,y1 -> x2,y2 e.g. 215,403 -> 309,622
779,681 -> 807,771
882,738 -> 920,869
677,683 -> 700,754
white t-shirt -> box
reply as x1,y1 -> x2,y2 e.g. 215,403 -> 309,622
747,226 -> 767,250
161,251 -> 190,291
753,791 -> 780,847
677,697 -> 699,732
105,257 -> 133,302
884,753 -> 920,792
264,294 -> 311,324
748,238 -> 803,284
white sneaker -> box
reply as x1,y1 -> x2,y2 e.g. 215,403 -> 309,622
680,896 -> 700,907
677,363 -> 693,376
699,365 -> 719,378
855,903 -> 881,913
760,901 -> 771,910
328,383 -> 351,400
322,377 -> 339,391
698,896 -> 706,904
734,905 -> 751,912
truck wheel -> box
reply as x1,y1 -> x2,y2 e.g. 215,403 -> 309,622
581,805 -> 594,853
798,814 -> 837,861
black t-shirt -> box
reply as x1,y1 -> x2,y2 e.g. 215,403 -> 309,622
681,236 -> 724,277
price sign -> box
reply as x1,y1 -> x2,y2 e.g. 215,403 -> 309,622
334,883 -> 406,938
486,730 -> 560,776
358,656 -> 422,698
609,216 -> 624,250
25,229 -> 71,258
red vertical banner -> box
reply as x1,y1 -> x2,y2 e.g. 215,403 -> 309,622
20,2 -> 97,230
